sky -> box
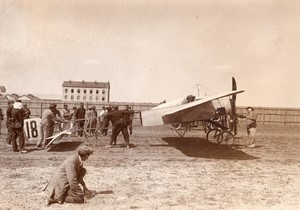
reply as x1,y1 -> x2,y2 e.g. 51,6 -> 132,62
0,0 -> 300,108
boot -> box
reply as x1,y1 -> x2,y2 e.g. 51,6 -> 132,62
125,138 -> 130,148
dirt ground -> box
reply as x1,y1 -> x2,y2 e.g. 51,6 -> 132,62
0,123 -> 300,210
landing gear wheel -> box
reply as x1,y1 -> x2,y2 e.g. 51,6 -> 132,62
206,129 -> 223,145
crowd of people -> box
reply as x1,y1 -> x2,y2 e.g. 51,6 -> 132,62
2,100 -> 136,151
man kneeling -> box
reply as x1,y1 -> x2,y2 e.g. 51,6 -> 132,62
44,145 -> 93,206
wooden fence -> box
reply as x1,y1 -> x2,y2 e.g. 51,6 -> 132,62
237,106 -> 300,125
1,100 -> 300,125
0,100 -> 156,125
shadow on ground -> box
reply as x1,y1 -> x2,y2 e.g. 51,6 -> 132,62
162,137 -> 259,160
47,141 -> 83,152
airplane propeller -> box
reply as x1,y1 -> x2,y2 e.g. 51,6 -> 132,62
231,77 -> 238,135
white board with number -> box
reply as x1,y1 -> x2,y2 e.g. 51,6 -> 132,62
24,118 -> 41,141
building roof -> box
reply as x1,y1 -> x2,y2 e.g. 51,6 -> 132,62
34,94 -> 61,100
62,80 -> 110,88
2,93 -> 42,101
18,94 -> 41,101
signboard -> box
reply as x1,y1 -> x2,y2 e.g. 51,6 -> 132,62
24,118 -> 41,141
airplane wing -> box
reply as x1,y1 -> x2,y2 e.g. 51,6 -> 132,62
141,90 -> 244,126
44,128 -> 73,148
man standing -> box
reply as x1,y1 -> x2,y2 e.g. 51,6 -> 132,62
70,106 -> 77,129
101,106 -> 111,136
6,100 -> 14,146
90,106 -> 97,135
62,104 -> 72,130
76,102 -> 86,137
11,101 -> 27,153
98,106 -> 107,135
238,106 -> 257,148
23,104 -> 31,119
44,145 -> 94,206
37,104 -> 62,148
124,105 -> 134,135
106,105 -> 130,148
50,103 -> 63,135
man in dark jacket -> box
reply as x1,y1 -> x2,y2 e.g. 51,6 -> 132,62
23,104 -> 31,119
75,102 -> 86,137
6,100 -> 14,146
105,105 -> 130,148
11,101 -> 27,153
124,105 -> 134,135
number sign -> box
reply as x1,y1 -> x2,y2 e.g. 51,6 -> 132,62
24,118 -> 41,141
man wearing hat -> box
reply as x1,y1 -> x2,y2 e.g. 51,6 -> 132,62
23,104 -> 31,119
105,106 -> 131,148
37,104 -> 63,148
44,145 -> 94,206
61,104 -> 72,130
49,103 -> 63,136
11,100 -> 27,153
124,105 -> 134,135
75,102 -> 86,137
238,106 -> 257,148
101,106 -> 112,136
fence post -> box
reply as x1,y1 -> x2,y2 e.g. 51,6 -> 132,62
284,109 -> 287,125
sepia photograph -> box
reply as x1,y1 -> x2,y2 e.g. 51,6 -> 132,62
0,0 -> 300,209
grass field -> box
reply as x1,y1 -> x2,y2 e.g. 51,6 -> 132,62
0,124 -> 300,210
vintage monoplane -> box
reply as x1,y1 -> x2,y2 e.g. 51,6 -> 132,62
140,77 -> 244,145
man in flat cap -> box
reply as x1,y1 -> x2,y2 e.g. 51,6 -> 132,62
37,104 -> 63,148
238,106 -> 257,148
44,145 -> 94,206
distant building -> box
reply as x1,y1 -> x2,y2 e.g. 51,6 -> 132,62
62,80 -> 110,102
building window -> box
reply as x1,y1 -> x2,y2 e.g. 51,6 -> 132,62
84,89 -> 87,94
90,89 -> 93,94
64,95 -> 68,99
71,89 -> 74,93
71,95 -> 74,100
65,88 -> 68,93
77,95 -> 80,100
96,89 -> 99,94
89,96 -> 93,100
77,89 -> 80,93
96,96 -> 99,100
102,97 -> 105,101
102,90 -> 105,94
